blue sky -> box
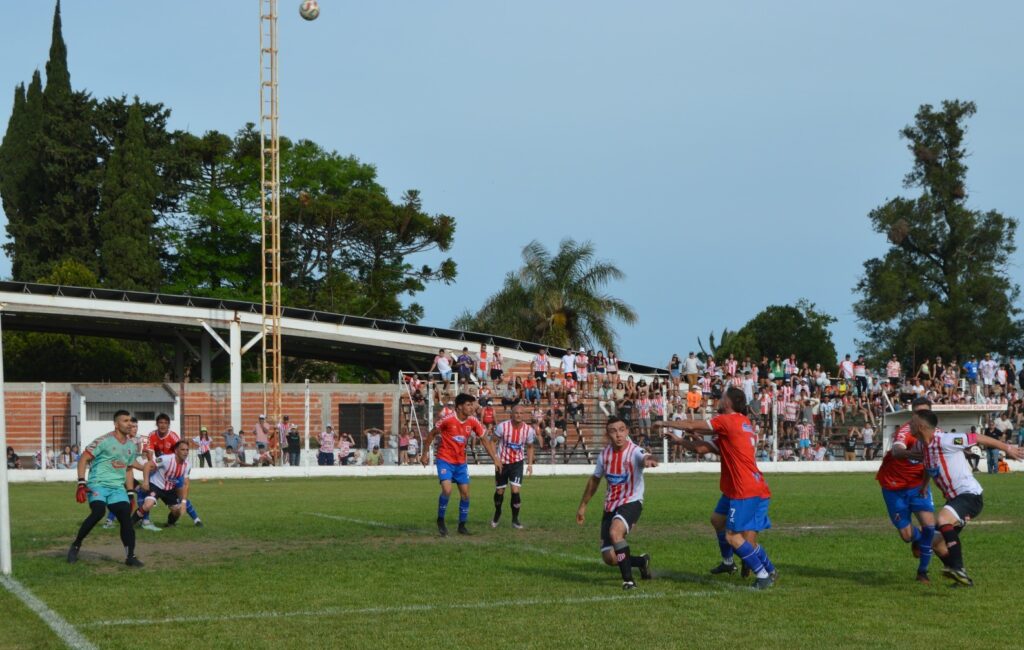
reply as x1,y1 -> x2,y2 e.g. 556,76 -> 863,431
2,1 -> 1022,367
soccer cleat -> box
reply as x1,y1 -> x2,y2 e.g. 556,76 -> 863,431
141,520 -> 162,532
490,519 -> 499,529
622,580 -> 637,591
101,518 -> 115,529
124,556 -> 144,568
437,518 -> 448,537
752,576 -> 774,590
511,521 -> 524,530
66,545 -> 79,564
194,520 -> 204,528
164,520 -> 176,528
911,540 -> 921,558
741,563 -> 751,578
638,554 -> 652,580
710,562 -> 737,575
916,571 -> 930,585
942,567 -> 974,587
457,523 -> 472,536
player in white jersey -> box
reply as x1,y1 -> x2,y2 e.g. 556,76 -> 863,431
576,417 -> 657,590
132,440 -> 193,528
490,405 -> 537,529
912,410 -> 1023,586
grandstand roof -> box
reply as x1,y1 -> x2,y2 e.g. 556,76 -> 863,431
0,281 -> 661,375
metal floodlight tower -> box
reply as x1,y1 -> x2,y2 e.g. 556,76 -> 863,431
259,0 -> 283,424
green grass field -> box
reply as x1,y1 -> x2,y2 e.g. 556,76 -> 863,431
2,472 -> 1022,650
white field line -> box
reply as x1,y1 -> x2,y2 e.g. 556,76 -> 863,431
83,590 -> 721,628
1,575 -> 97,650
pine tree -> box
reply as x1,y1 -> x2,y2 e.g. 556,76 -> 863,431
97,100 -> 161,290
29,0 -> 102,280
0,71 -> 46,279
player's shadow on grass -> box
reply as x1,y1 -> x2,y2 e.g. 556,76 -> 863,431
506,563 -> 602,585
774,563 -> 903,586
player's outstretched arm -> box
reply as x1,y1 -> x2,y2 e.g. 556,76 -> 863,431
576,476 -> 600,525
975,434 -> 1024,460
642,453 -> 659,468
665,419 -> 715,434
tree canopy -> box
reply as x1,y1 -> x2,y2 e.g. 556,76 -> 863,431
452,239 -> 637,353
852,100 -> 1023,364
714,300 -> 838,367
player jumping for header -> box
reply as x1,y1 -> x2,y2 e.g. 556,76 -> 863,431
421,393 -> 502,536
576,417 -> 657,590
67,410 -> 144,567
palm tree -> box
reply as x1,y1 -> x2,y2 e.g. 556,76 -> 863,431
453,239 -> 637,352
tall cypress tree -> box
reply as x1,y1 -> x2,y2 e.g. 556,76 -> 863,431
97,100 -> 161,290
0,71 -> 46,279
29,0 -> 102,280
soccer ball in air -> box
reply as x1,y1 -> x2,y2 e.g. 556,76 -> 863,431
299,1 -> 320,21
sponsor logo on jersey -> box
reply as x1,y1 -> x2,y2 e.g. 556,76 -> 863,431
112,460 -> 127,469
605,472 -> 628,486
453,435 -> 466,444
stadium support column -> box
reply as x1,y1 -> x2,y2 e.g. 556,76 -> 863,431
0,307 -> 12,575
40,382 -> 46,479
201,334 -> 212,383
230,317 -> 242,435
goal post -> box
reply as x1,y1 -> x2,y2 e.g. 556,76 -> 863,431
0,307 -> 13,575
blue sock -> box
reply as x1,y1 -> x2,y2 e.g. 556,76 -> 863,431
106,511 -> 115,523
459,499 -> 470,523
908,526 -> 921,544
437,494 -> 450,520
716,531 -> 734,563
185,501 -> 199,521
918,526 -> 934,573
736,541 -> 768,578
756,544 -> 775,574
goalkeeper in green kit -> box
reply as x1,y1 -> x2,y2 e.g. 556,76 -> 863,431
67,410 -> 144,567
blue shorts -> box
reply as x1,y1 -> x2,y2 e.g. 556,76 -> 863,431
798,439 -> 811,449
436,459 -> 470,485
713,494 -> 730,516
439,370 -> 453,381
725,496 -> 771,533
881,486 -> 933,529
88,484 -> 130,506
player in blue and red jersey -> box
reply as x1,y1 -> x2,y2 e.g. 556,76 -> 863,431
420,393 -> 502,536
669,387 -> 777,589
874,397 -> 947,583
576,417 -> 658,590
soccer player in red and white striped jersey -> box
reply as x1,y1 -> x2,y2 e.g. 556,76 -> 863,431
490,405 -> 536,529
576,417 -> 657,590
913,410 -> 1023,586
134,440 -> 192,528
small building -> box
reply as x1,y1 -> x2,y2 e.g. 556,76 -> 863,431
71,384 -> 179,448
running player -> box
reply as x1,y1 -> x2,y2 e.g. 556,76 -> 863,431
133,440 -> 193,528
67,410 -> 144,567
490,405 -> 536,529
668,387 -> 777,589
874,397 -> 945,583
143,415 -> 203,529
576,417 -> 656,590
420,393 -> 502,536
104,415 -> 144,530
912,410 -> 1023,586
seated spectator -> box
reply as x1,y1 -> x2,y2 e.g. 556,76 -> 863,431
6,446 -> 19,469
365,446 -> 384,466
57,445 -> 74,469
812,440 -> 830,461
223,446 -> 240,468
500,382 -> 519,410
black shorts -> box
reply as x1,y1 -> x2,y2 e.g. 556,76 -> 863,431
490,369 -> 503,381
495,460 -> 525,489
534,371 -> 547,381
146,486 -> 180,508
944,492 -> 983,527
600,501 -> 643,552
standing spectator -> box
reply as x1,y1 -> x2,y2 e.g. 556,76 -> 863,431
286,426 -> 301,466
979,354 -> 998,397
532,348 -> 550,389
364,427 -> 384,454
963,356 -> 979,389
886,355 -> 902,384
984,419 -> 1001,473
253,415 -> 271,456
561,349 -> 578,383
317,427 -> 336,466
278,416 -> 291,451
430,348 -> 454,392
606,351 -> 619,381
223,426 -> 244,465
682,352 -> 700,387
398,428 -> 411,465
576,348 -> 590,396
476,343 -> 489,383
193,427 -> 213,468
456,347 -> 475,386
490,345 -> 504,383
854,355 -> 868,396
843,429 -> 859,461
861,423 -> 876,460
